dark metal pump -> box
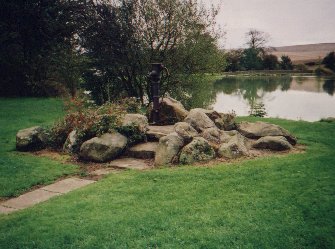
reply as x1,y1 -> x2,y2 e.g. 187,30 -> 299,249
148,63 -> 164,124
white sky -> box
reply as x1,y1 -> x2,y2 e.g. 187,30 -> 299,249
208,0 -> 335,48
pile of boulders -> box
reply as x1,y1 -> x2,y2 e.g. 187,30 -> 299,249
153,107 -> 297,166
16,97 -> 297,166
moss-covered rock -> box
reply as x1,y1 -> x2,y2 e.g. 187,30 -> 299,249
179,137 -> 215,164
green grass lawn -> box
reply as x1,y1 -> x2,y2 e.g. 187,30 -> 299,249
0,98 -> 79,198
0,99 -> 334,248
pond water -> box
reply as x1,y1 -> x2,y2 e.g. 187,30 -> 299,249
179,76 -> 335,122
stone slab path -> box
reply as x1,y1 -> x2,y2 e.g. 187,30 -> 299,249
108,158 -> 151,170
0,178 -> 95,215
0,157 -> 151,215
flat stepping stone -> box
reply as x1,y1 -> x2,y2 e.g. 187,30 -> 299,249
1,189 -> 61,210
147,125 -> 174,140
126,142 -> 158,159
0,205 -> 17,214
108,158 -> 150,170
41,177 -> 95,194
91,168 -> 116,176
0,177 -> 95,214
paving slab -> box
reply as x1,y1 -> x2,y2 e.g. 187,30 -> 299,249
127,142 -> 158,159
2,189 -> 61,210
0,205 -> 17,214
109,158 -> 151,170
41,178 -> 95,194
91,168 -> 116,176
147,125 -> 174,140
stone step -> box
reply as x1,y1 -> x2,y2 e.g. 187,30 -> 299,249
126,142 -> 159,159
0,178 -> 95,214
108,158 -> 151,170
146,125 -> 174,141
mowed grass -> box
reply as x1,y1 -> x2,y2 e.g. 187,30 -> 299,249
0,98 -> 78,197
0,99 -> 334,248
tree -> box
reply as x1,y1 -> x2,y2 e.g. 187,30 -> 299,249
245,29 -> 270,52
240,48 -> 263,70
322,51 -> 335,71
225,49 -> 243,72
82,0 -> 224,104
0,0 -> 90,97
279,55 -> 293,70
263,54 -> 278,70
240,29 -> 271,70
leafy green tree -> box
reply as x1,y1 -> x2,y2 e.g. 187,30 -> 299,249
322,51 -> 335,71
225,49 -> 243,72
240,48 -> 263,70
279,55 -> 293,70
82,0 -> 224,104
0,0 -> 90,96
263,54 -> 278,70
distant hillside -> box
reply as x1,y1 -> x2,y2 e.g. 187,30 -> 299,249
271,43 -> 335,64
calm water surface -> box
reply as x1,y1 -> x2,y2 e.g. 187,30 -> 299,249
181,76 -> 335,122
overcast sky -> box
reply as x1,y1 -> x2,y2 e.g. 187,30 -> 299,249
211,0 -> 335,48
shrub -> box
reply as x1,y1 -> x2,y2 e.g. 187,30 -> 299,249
49,96 -> 127,150
249,103 -> 267,117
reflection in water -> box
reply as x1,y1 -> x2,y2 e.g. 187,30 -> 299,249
323,80 -> 335,96
175,76 -> 335,121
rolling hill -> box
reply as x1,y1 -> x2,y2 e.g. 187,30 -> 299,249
271,43 -> 335,64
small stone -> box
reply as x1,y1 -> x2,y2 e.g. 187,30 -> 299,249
218,133 -> 249,159
16,126 -> 48,151
253,136 -> 293,151
63,130 -> 79,153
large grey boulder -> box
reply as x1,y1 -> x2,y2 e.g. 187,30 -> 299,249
219,130 -> 239,143
80,133 -> 127,162
174,122 -> 198,143
218,133 -> 249,159
122,114 -> 148,133
201,127 -> 221,144
146,125 -> 175,141
219,113 -> 237,131
184,108 -> 216,132
253,136 -> 293,151
149,97 -> 189,125
16,126 -> 48,151
154,133 -> 184,166
63,130 -> 79,153
179,137 -> 215,164
238,121 -> 297,145
196,109 -> 221,121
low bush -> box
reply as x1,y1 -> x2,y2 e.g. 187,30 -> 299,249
48,95 -> 142,150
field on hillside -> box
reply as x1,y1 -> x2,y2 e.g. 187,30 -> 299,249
272,43 -> 335,64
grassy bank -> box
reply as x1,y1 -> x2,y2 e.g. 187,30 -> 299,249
0,98 -> 334,248
0,98 -> 78,198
